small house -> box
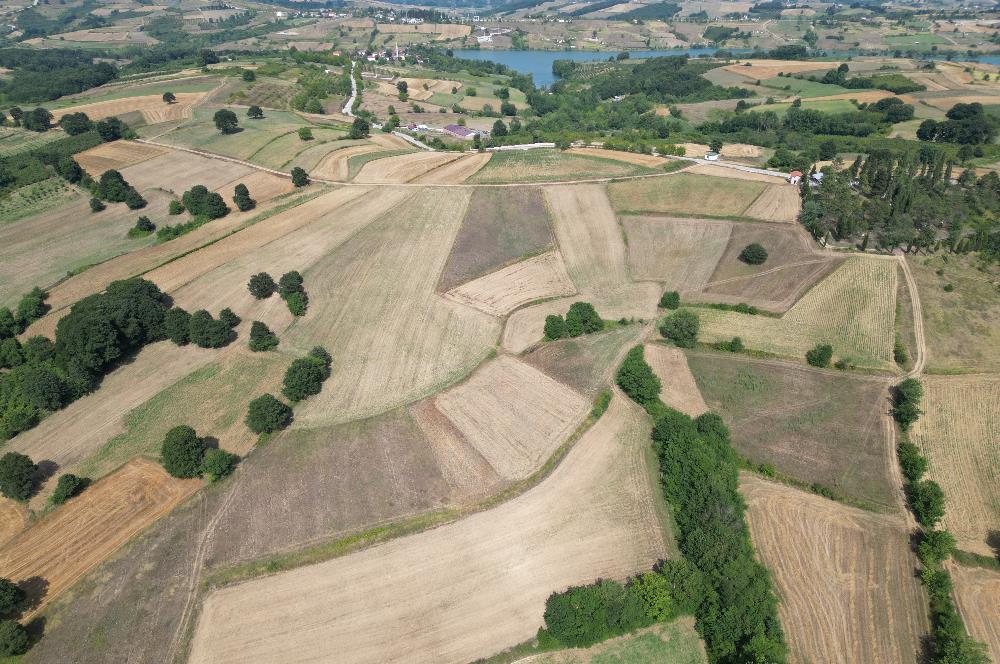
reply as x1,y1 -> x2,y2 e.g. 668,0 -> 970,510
788,170 -> 802,185
705,152 -> 720,161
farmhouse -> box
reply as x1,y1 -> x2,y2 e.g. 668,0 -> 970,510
444,124 -> 478,139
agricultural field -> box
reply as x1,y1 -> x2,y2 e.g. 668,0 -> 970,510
155,108 -> 322,161
51,92 -> 208,125
567,147 -> 670,168
622,215 -> 733,290
759,76 -> 850,98
950,564 -> 1000,663
908,375 -> 1000,555
644,345 -> 709,417
523,618 -> 707,664
354,150 -> 464,184
469,149 -> 654,184
741,475 -> 928,664
523,326 -> 643,398
608,173 -> 768,218
0,177 -> 81,226
73,140 -> 168,174
0,127 -> 65,156
445,251 -> 576,316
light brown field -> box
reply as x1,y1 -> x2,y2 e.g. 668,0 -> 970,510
51,93 -> 206,125
434,356 -> 590,480
950,564 -> 1000,662
369,133 -> 415,150
644,344 -> 708,417
803,90 -> 894,103
375,22 -> 470,39
189,393 -> 665,664
0,500 -> 27,549
412,152 -> 491,184
120,148 -> 257,194
741,475 -> 928,664
73,140 -> 167,175
684,162 -> 786,182
744,184 -> 801,222
622,216 -> 732,290
216,169 -> 294,204
0,458 -> 201,618
920,94 -> 1000,110
354,150 -> 463,183
375,77 -> 463,101
723,59 -> 842,80
569,147 -> 669,168
909,375 -> 1000,555
444,251 -> 575,316
677,143 -> 763,159
311,144 -> 381,180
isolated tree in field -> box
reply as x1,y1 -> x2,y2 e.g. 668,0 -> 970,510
164,307 -> 191,345
659,309 -> 699,348
298,127 -> 313,141
59,112 -> 92,136
348,117 -> 369,139
247,105 -> 264,119
163,91 -> 176,104
219,307 -> 241,328
188,310 -> 231,348
201,448 -> 238,482
89,197 -> 105,212
248,321 -> 278,351
50,473 -> 84,505
0,620 -> 28,657
95,117 -> 129,142
544,314 -> 566,340
396,80 -> 408,94
182,185 -> 229,219
565,302 -> 602,337
805,343 -> 833,368
160,425 -> 206,478
492,119 -> 508,137
615,346 -> 661,407
278,271 -> 303,298
245,393 -> 292,433
133,216 -> 155,234
242,69 -> 255,82
124,187 -> 147,210
290,167 -> 309,187
0,579 -> 24,617
282,348 -> 331,402
248,272 -> 276,299
500,101 -> 516,116
659,290 -> 680,309
739,243 -> 768,265
0,453 -> 36,501
213,108 -> 239,134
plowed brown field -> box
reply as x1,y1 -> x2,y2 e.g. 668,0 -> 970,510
445,251 -> 575,316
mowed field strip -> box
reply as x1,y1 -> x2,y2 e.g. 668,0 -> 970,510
741,475 -> 928,664
0,459 -> 201,618
909,375 -> 1000,555
444,251 -> 576,316
354,151 -> 464,183
189,394 -> 665,664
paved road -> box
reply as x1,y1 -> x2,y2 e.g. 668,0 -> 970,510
342,61 -> 357,117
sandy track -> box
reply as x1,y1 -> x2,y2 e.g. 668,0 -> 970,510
311,144 -> 380,181
445,251 -> 576,316
950,563 -> 1000,662
354,151 -> 463,183
0,500 -> 27,549
0,458 -> 201,619
741,475 -> 928,664
189,393 -> 665,664
569,147 -> 668,168
685,163 -> 786,182
744,184 -> 801,223
412,152 -> 491,184
435,356 -> 590,480
644,345 -> 708,417
74,140 -> 167,175
51,92 -> 205,125
622,216 -> 732,289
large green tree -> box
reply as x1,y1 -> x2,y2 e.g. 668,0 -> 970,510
160,425 -> 206,478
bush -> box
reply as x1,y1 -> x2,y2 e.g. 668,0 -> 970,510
201,448 -> 239,482
659,309 -> 699,348
0,453 -> 36,500
50,473 -> 84,505
0,579 -> 24,617
248,272 -> 276,299
897,441 -> 928,483
168,200 -> 184,215
615,346 -> 661,408
906,479 -> 946,528
219,307 -> 241,328
544,314 -> 566,340
213,108 -> 239,133
739,243 -> 768,264
893,339 -> 909,365
248,321 -> 278,352
124,187 -> 146,210
285,291 -> 308,317
291,167 -> 309,187
805,343 -> 833,367
188,310 -> 232,348
164,307 -> 191,345
89,197 -> 105,212
245,394 -> 292,434
658,290 -> 680,309
542,577 -> 667,648
565,302 -> 602,337
893,378 -> 923,431
182,185 -> 229,219
298,127 -> 313,141
233,183 -> 255,212
160,425 -> 206,478
282,348 -> 331,402
129,216 -> 155,237
0,620 -> 29,657
278,271 -> 304,298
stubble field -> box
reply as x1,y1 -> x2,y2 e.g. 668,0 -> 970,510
444,251 -> 576,316
950,564 -> 1000,662
608,173 -> 768,218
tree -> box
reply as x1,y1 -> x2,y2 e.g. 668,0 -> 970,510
282,349 -> 330,402
492,119 -> 508,137
500,101 -> 516,116
348,117 -> 370,139
659,309 -> 699,348
59,111 -> 92,135
163,91 -> 176,104
248,272 -> 276,299
396,80 -> 408,94
565,302 -> 602,337
0,453 -> 36,501
133,216 -> 155,234
124,187 -> 147,210
56,156 -> 82,183
233,183 -> 255,211
96,170 -> 132,202
278,271 -> 303,298
247,105 -> 264,119
285,291 -> 308,316
213,108 -> 239,134
0,621 -> 29,657
544,314 -> 566,340
615,346 -> 661,407
709,138 -> 723,153
298,127 -> 313,141
15,287 -> 47,328
739,243 -> 768,264
291,167 -> 309,187
201,448 -> 238,481
659,290 -> 680,309
164,307 -> 191,345
0,579 -> 24,617
245,394 -> 292,433
95,117 -> 129,142
168,200 -> 184,215
8,107 -> 22,127
0,339 -> 23,370
242,69 -> 255,82
248,321 -> 278,351
907,479 -> 945,528
160,425 -> 206,478
219,308 -> 241,328
188,310 -> 231,348
805,343 -> 833,367
50,473 -> 84,505
22,336 -> 53,364
23,107 -> 53,132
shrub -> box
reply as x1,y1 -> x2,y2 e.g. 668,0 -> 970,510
906,479 -> 946,528
893,339 -> 909,365
0,453 -> 36,500
282,348 -> 331,402
542,577 -> 664,648
659,290 -> 680,309
248,272 -> 276,299
615,346 -> 661,408
129,216 -> 155,237
291,167 -> 309,187
188,310 -> 232,348
50,473 -> 84,505
805,343 -> 833,367
590,390 -> 612,418
245,393 -> 292,434
565,302 -> 602,337
544,314 -> 566,340
659,309 -> 699,348
0,620 -> 29,657
160,425 -> 206,478
0,579 -> 24,617
897,441 -> 928,483
278,271 -> 304,298
728,336 -> 744,352
219,308 -> 241,328
15,287 -> 47,329
892,378 -> 923,431
124,187 -> 146,210
168,200 -> 184,215
164,307 -> 191,345
739,243 -> 768,264
285,291 -> 308,317
233,183 -> 255,211
298,127 -> 313,141
201,448 -> 239,481
248,321 -> 278,351
89,197 -> 105,212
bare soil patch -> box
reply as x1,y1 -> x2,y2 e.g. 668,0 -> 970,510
741,474 -> 928,664
644,345 -> 708,417
445,251 -> 575,316
621,215 -> 732,290
950,564 -> 1000,662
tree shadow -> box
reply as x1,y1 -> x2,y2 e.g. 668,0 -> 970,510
17,577 -> 49,616
202,436 -> 220,450
987,530 -> 1000,562
32,460 -> 59,489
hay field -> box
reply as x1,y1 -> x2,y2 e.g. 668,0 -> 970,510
950,564 -> 1000,662
523,326 -> 643,398
375,22 -> 470,39
412,152 -> 491,184
0,459 -> 201,618
741,475 -> 928,664
73,140 -> 167,174
434,356 -> 590,480
354,151 -> 463,183
698,256 -> 898,368
120,148 -> 257,195
445,251 -> 575,316
568,147 -> 669,168
744,184 -> 801,222
311,143 -> 381,180
0,500 -> 27,549
189,393 -> 665,664
608,173 -> 767,217
645,345 -> 708,417
722,59 -> 842,80
247,126 -> 348,171
909,375 -> 1000,555
622,216 -> 732,289
683,163 -> 786,183
688,352 -> 896,508
469,149 -> 650,184
51,93 -> 205,125
285,188 -> 499,427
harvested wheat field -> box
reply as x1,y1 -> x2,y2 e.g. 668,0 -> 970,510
608,173 -> 767,217
698,256 -> 898,368
677,143 -> 764,160
723,59 -> 841,80
741,475 -> 928,664
412,152 -> 491,184
470,149 -> 649,184
683,162 -> 786,182
622,216 -> 732,290
950,564 -> 1000,662
909,375 -> 1000,555
0,500 -> 27,549
121,148 -> 257,194
920,94 -> 1000,111
189,393 -> 665,664
445,251 -> 575,316
644,344 -> 708,417
51,93 -> 206,125
311,144 -> 381,181
354,151 -> 463,183
73,140 -> 167,175
434,356 -> 590,480
216,169 -> 294,204
568,147 -> 669,168
744,184 -> 801,222
0,458 -> 201,618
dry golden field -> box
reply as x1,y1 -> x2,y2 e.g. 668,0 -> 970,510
622,216 -> 732,289
950,564 -> 1000,662
644,344 -> 709,417
608,173 -> 768,217
51,93 -> 206,125
445,251 -> 575,316
744,184 -> 802,223
0,500 -> 27,549
73,140 -> 168,174
412,152 -> 491,184
567,147 -> 670,168
354,151 -> 463,183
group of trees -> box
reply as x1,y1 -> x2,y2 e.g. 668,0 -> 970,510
248,270 -> 308,316
0,287 -> 49,345
917,103 -> 996,146
160,425 -> 238,482
544,302 -> 602,340
0,575 -> 28,656
615,346 -> 662,409
59,112 -> 132,141
245,347 -> 331,435
164,307 -> 237,349
233,183 -> 255,212
0,449 -> 84,506
892,379 -> 943,528
181,184 -> 230,219
0,49 -> 116,103
92,169 -> 145,211
659,309 -> 699,348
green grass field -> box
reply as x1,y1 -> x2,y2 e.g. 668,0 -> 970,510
749,98 -> 858,117
469,149 -> 652,184
522,619 -> 706,664
249,125 -> 350,170
0,178 -> 82,226
608,173 -> 766,218
157,108 -> 321,161
760,77 -> 848,98
0,127 -> 65,157
884,33 -> 948,47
